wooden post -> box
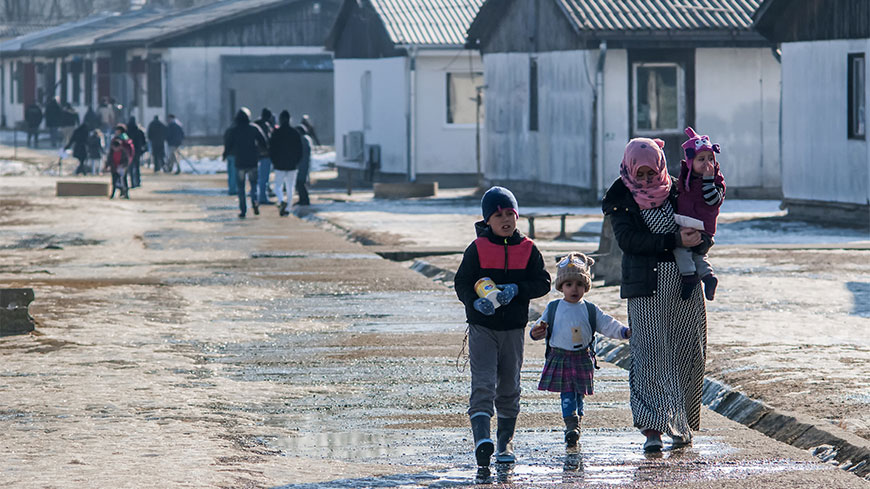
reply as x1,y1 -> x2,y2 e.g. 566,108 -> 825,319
527,216 -> 536,239
558,215 -> 567,239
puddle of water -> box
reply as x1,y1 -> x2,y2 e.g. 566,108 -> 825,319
269,429 -> 823,488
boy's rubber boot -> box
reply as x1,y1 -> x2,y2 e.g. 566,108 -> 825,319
495,417 -> 517,463
564,415 -> 580,448
470,413 -> 494,467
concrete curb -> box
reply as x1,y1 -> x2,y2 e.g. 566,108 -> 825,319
409,257 -> 870,481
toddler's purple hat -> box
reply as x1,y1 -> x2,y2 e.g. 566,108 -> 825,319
681,127 -> 720,160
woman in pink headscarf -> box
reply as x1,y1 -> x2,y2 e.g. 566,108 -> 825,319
601,138 -> 710,452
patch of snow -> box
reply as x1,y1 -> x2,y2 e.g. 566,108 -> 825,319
0,160 -> 38,176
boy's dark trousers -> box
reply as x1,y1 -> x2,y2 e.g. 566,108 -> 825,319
467,324 -> 525,419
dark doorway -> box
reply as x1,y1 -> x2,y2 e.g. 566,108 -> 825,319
628,50 -> 695,176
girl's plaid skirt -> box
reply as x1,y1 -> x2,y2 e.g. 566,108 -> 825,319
538,347 -> 595,394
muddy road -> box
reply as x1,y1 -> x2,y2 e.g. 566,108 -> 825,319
0,175 -> 866,488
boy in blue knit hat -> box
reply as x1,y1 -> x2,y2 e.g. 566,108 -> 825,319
454,186 -> 551,470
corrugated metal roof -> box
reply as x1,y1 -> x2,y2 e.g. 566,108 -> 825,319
0,15 -> 113,53
558,0 -> 761,32
33,9 -> 169,53
369,0 -> 484,46
0,0 -> 296,55
95,0 -> 292,46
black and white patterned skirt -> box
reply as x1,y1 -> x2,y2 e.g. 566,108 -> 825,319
627,203 -> 708,438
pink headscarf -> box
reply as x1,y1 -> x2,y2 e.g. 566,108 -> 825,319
619,138 -> 672,210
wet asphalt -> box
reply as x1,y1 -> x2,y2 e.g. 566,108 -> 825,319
0,174 -> 866,489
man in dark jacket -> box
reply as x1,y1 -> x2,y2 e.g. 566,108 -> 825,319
295,125 -> 313,206
254,108 -> 275,204
269,110 -> 303,216
83,107 -> 101,131
44,97 -> 63,147
126,117 -> 147,187
147,116 -> 167,173
225,107 -> 267,218
24,103 -> 43,148
65,122 -> 90,175
166,114 -> 185,174
222,120 -> 238,195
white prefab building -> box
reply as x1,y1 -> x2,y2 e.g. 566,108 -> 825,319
754,0 -> 870,224
0,0 -> 340,142
467,0 -> 782,204
326,0 -> 485,186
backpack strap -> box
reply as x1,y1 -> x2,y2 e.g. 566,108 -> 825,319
544,300 -> 559,359
585,301 -> 600,370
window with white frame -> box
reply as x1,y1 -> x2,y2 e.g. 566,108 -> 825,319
848,53 -> 865,139
446,72 -> 483,125
633,62 -> 684,134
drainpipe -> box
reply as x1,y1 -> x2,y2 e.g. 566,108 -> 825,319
595,41 -> 607,199
407,46 -> 417,182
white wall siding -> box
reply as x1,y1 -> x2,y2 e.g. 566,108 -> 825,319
781,40 -> 869,205
484,50 -> 595,188
414,53 -> 483,176
602,49 -> 630,189
333,57 -> 407,173
695,48 -> 781,190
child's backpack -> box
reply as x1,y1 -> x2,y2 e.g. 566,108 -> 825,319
544,300 -> 598,368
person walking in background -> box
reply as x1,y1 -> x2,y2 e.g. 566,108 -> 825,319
60,102 -> 79,146
147,115 -> 167,173
24,102 -> 43,148
166,114 -> 185,174
98,98 -> 115,143
65,121 -> 90,175
126,117 -> 147,188
253,108 -> 275,204
295,124 -> 313,206
269,110 -> 303,217
105,124 -> 134,199
601,138 -> 711,453
87,128 -> 105,175
84,106 -> 101,131
222,117 -> 238,196
300,114 -> 321,147
44,97 -> 63,147
225,107 -> 267,219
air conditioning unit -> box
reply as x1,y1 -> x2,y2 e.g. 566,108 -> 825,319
342,131 -> 364,162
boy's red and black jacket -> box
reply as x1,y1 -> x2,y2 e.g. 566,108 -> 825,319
454,221 -> 551,330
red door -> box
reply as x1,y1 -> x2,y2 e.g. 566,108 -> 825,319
22,63 -> 36,106
97,58 -> 110,100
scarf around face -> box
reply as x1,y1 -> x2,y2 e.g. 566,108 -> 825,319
619,137 -> 672,210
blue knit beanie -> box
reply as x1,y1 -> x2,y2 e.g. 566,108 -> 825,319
481,186 -> 519,222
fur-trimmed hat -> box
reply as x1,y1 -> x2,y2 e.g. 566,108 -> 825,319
681,126 -> 720,161
555,252 -> 594,292
481,186 -> 519,223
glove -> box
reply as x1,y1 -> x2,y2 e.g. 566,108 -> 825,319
496,284 -> 518,306
473,297 -> 495,316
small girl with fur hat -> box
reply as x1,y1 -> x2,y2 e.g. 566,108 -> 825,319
675,127 -> 726,300
529,252 -> 630,450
